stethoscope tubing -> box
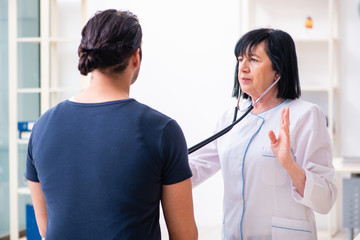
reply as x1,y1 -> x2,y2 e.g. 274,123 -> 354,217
188,104 -> 253,154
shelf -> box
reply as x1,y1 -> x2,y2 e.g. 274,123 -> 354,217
17,88 -> 82,93
302,86 -> 330,92
17,88 -> 41,93
334,158 -> 360,174
302,85 -> 338,92
50,38 -> 80,43
294,38 -> 328,44
17,37 -> 40,43
17,139 -> 29,145
17,37 -> 80,43
17,187 -> 30,195
49,87 -> 81,92
295,37 -> 339,43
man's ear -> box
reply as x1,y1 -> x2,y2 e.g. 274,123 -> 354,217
132,48 -> 141,68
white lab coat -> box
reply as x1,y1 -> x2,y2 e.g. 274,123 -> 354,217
190,98 -> 337,240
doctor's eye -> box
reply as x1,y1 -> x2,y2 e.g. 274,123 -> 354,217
250,57 -> 259,62
238,57 -> 244,62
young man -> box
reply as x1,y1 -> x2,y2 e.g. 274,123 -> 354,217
26,9 -> 197,240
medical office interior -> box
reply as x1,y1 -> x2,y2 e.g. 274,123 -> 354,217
1,0 -> 360,239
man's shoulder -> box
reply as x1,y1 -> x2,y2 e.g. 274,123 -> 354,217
135,101 -> 173,124
35,100 -> 68,123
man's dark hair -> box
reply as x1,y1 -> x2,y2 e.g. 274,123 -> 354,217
78,9 -> 142,76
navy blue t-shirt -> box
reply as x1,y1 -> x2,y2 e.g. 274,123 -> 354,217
26,98 -> 192,240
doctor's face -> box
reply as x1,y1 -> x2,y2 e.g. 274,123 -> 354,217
237,42 -> 278,100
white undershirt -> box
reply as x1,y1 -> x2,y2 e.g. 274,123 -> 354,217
68,96 -> 76,102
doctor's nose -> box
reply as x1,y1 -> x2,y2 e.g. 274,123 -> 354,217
238,58 -> 250,73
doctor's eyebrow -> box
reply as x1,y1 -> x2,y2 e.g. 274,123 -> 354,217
238,53 -> 260,60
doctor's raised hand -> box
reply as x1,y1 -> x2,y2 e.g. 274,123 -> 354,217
268,107 -> 306,197
189,28 -> 336,240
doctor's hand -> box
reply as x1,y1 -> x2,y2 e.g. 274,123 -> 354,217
268,107 -> 291,167
268,107 -> 306,197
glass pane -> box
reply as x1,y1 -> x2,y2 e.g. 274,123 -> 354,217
18,144 -> 27,188
17,0 -> 41,233
17,0 -> 40,38
18,42 -> 40,88
0,0 -> 9,147
18,93 -> 41,122
0,0 -> 9,236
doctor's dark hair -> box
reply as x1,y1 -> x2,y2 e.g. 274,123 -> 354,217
78,9 -> 142,76
232,28 -> 301,99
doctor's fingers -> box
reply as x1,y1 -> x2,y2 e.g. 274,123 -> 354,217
281,107 -> 290,133
268,130 -> 277,144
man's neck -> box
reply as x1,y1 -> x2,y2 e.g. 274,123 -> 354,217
74,70 -> 131,103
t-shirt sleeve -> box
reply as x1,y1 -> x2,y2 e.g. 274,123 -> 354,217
160,120 -> 192,185
26,135 -> 39,182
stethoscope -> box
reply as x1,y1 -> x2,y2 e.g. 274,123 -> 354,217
188,76 -> 281,154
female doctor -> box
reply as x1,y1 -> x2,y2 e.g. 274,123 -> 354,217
189,28 -> 337,240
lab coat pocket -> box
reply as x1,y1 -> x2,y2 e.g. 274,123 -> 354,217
272,216 -> 314,240
261,144 -> 287,185
262,142 -> 276,158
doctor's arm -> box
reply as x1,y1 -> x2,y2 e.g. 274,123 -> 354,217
270,106 -> 336,214
268,107 -> 306,196
189,139 -> 221,187
189,108 -> 235,187
28,180 -> 47,237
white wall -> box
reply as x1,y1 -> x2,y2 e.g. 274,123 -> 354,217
339,0 -> 360,159
86,0 -> 240,228
57,0 -> 360,233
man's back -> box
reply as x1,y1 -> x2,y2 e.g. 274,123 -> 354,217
26,98 -> 192,239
